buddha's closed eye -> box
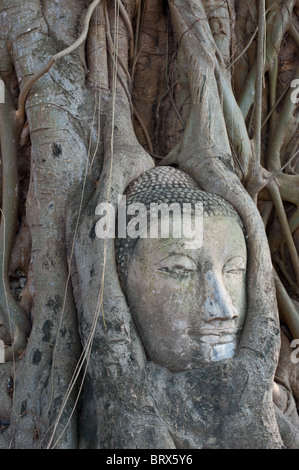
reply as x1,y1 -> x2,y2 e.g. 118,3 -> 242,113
157,255 -> 197,277
223,257 -> 246,276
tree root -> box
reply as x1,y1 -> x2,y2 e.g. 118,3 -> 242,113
0,83 -> 31,363
16,0 -> 103,125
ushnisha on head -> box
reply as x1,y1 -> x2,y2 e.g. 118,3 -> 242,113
115,166 -> 247,372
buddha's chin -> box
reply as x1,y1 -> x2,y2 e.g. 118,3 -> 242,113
147,335 -> 238,372
198,333 -> 237,362
210,341 -> 236,362
184,337 -> 237,367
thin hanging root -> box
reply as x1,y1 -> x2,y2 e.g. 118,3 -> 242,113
274,254 -> 299,296
104,3 -> 131,87
0,84 -> 31,363
266,66 -> 299,172
133,0 -> 143,61
105,24 -> 131,85
238,2 -> 294,120
269,181 -> 299,286
285,135 -> 299,175
289,22 -> 299,48
133,106 -> 154,154
264,148 -> 299,185
227,26 -> 258,71
274,270 -> 299,340
288,207 -> 299,235
116,0 -> 134,62
261,86 -> 289,130
16,0 -> 102,125
215,63 -> 253,181
252,0 -> 265,165
104,3 -> 154,153
261,200 -> 274,228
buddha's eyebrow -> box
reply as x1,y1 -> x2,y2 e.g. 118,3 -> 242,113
157,252 -> 197,262
148,240 -> 190,255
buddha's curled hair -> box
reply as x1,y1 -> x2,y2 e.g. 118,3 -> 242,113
115,166 -> 242,289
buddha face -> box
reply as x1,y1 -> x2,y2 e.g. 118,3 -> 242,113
126,214 -> 247,372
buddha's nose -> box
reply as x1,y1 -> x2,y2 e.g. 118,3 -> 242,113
201,270 -> 239,321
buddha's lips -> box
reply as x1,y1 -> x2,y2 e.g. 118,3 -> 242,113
199,329 -> 237,336
185,322 -> 239,339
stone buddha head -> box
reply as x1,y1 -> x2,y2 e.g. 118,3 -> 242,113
116,167 -> 247,372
